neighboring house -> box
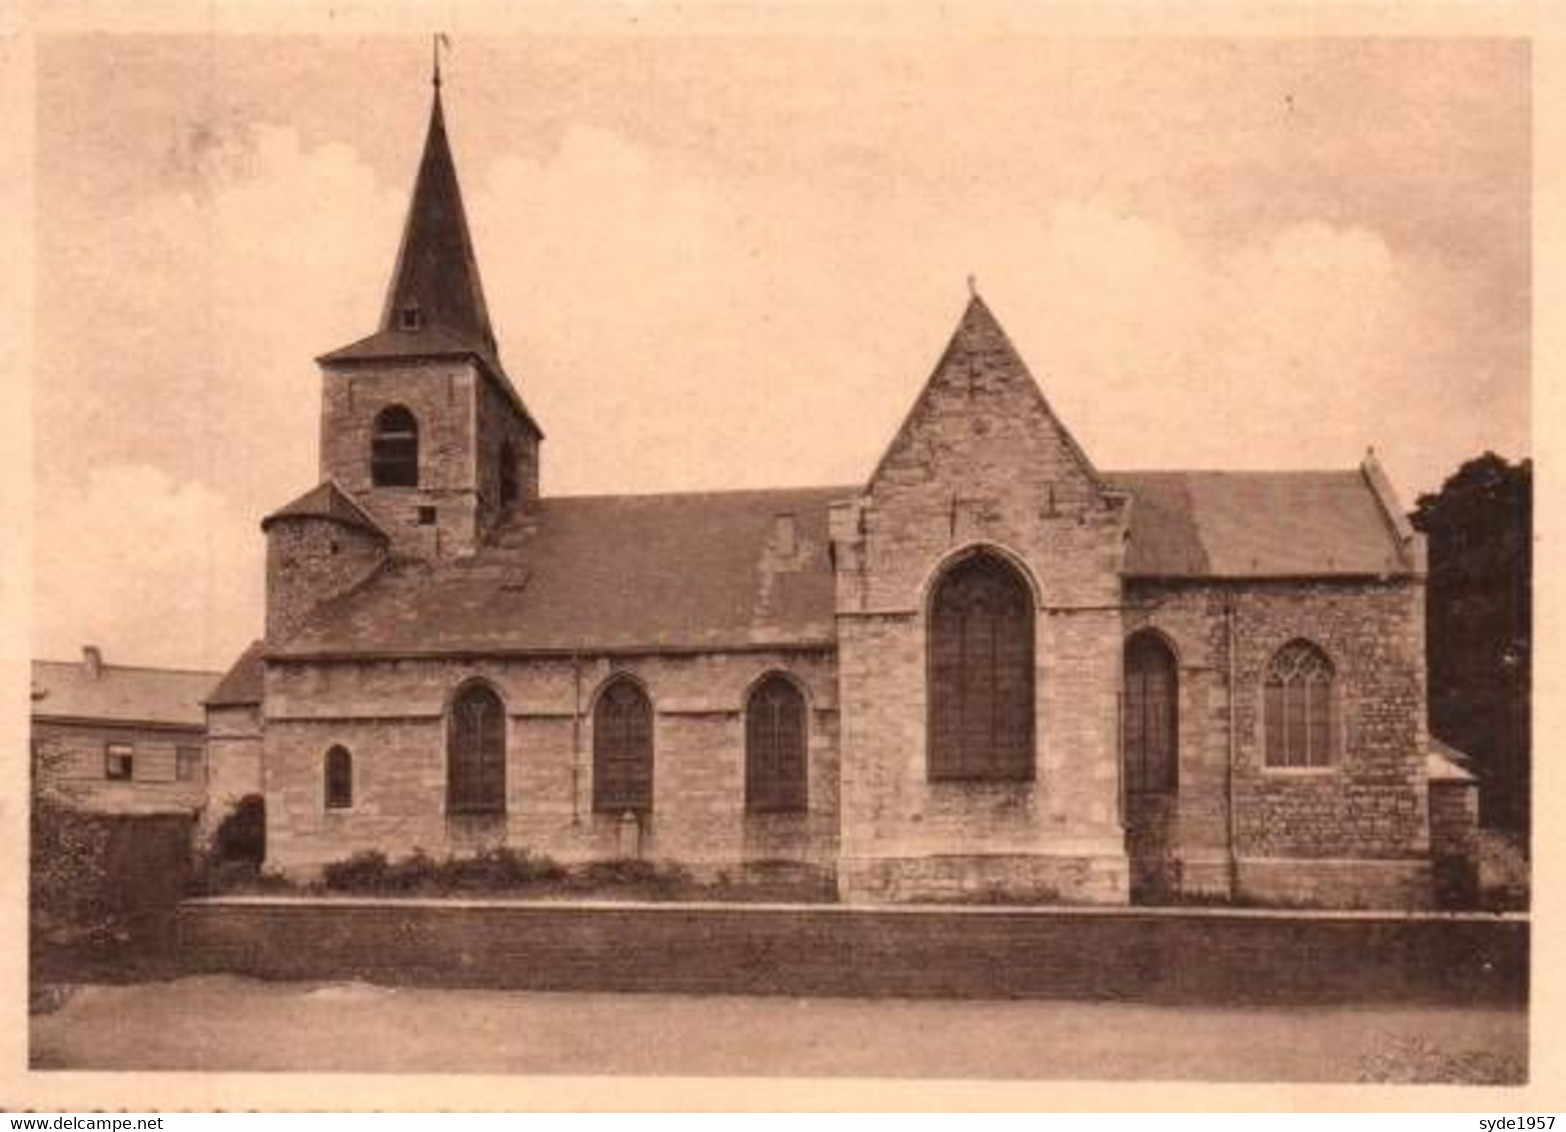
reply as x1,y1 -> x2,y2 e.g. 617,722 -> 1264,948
32,647 -> 219,816
210,74 -> 1477,907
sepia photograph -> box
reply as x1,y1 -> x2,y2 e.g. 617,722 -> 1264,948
11,2 -> 1543,1109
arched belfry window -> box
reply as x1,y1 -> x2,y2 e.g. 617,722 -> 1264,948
1123,632 -> 1178,793
927,551 -> 1036,782
593,678 -> 653,814
324,745 -> 353,810
1264,640 -> 1337,769
447,683 -> 506,814
371,405 -> 420,488
746,674 -> 807,813
499,440 -> 519,506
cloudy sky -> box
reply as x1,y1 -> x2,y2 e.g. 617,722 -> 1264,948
32,32 -> 1529,672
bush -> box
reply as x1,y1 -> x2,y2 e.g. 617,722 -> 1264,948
322,849 -> 392,891
30,797 -> 116,943
212,794 -> 265,863
321,847 -> 568,894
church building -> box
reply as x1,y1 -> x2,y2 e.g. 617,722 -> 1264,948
210,73 -> 1479,907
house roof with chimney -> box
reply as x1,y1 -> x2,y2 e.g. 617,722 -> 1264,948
31,648 -> 220,730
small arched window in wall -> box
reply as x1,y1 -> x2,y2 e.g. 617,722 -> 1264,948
371,405 -> 420,487
499,440 -> 519,506
324,745 -> 353,810
746,674 -> 808,813
1264,640 -> 1338,769
593,678 -> 653,814
927,551 -> 1036,782
1123,632 -> 1178,793
447,683 -> 507,814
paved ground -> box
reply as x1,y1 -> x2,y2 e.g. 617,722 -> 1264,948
29,975 -> 1526,1082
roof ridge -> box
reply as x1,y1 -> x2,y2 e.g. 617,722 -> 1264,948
539,484 -> 860,504
32,659 -> 221,676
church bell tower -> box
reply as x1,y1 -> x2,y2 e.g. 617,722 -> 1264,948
312,59 -> 542,560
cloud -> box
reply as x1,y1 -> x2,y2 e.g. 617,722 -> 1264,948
32,109 -> 1528,669
33,464 -> 262,670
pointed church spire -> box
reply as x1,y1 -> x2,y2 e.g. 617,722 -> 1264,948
378,63 -> 496,357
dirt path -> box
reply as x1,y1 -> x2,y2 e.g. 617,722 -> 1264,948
30,975 -> 1526,1082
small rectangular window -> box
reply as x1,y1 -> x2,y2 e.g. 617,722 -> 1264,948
417,505 -> 438,526
176,746 -> 204,783
105,743 -> 134,781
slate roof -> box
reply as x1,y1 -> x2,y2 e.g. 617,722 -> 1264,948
273,487 -> 851,658
261,480 -> 390,538
272,468 -> 1412,658
1110,470 -> 1411,579
205,639 -> 267,707
315,84 -> 541,437
31,656 -> 220,729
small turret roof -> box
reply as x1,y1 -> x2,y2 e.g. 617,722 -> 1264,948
261,480 -> 389,539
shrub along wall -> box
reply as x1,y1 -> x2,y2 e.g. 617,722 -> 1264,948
32,804 -> 195,945
176,897 -> 1526,1005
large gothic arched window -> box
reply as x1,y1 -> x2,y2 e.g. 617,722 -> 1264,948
1123,632 -> 1179,793
746,674 -> 808,813
371,405 -> 420,487
447,683 -> 506,814
1264,640 -> 1338,769
593,678 -> 654,813
927,551 -> 1036,782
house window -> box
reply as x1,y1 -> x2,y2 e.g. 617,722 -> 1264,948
447,684 -> 507,814
324,745 -> 353,809
104,743 -> 134,781
499,441 -> 519,506
927,551 -> 1035,781
417,505 -> 438,526
371,405 -> 420,487
1264,640 -> 1338,769
398,304 -> 424,331
176,745 -> 205,784
593,678 -> 653,813
1123,632 -> 1178,793
746,674 -> 807,813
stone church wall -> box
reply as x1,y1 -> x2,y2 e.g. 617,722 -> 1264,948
263,516 -> 386,641
1123,577 -> 1432,908
832,301 -> 1133,904
318,358 -> 485,558
473,370 -> 540,536
261,649 -> 839,877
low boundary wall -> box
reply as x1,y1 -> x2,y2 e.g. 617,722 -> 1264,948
176,896 -> 1527,1005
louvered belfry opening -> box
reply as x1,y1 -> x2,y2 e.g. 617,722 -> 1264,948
1123,632 -> 1179,793
371,405 -> 420,487
745,674 -> 808,813
927,551 -> 1036,782
447,683 -> 506,814
593,678 -> 654,813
